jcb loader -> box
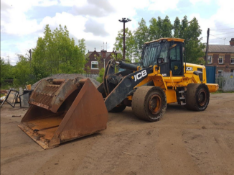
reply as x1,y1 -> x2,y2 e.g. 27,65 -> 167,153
19,38 -> 218,149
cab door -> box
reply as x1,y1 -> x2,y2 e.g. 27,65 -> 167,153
159,42 -> 170,77
169,43 -> 184,76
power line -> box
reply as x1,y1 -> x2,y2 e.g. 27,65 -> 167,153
210,32 -> 234,36
211,28 -> 234,31
210,34 -> 226,40
202,31 -> 234,38
210,37 -> 225,40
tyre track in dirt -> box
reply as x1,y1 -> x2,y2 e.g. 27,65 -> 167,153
183,129 -> 234,175
78,131 -> 139,175
156,128 -> 201,175
1,93 -> 234,175
77,129 -> 164,175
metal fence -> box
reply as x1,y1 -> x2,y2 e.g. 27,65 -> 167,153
216,72 -> 234,92
81,74 -> 99,79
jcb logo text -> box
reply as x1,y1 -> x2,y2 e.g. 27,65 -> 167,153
134,70 -> 147,81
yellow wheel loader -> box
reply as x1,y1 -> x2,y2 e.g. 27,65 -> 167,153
98,38 -> 218,120
19,38 -> 218,149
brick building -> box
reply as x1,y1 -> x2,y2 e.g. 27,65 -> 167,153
84,49 -> 120,74
206,38 -> 234,74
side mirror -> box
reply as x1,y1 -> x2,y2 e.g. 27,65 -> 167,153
193,71 -> 202,75
157,58 -> 164,64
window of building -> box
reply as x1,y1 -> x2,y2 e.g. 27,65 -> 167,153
218,70 -> 222,76
231,70 -> 234,78
91,61 -> 98,69
207,55 -> 212,64
218,57 -> 223,64
231,58 -> 234,64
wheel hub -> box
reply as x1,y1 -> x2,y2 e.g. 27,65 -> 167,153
197,89 -> 207,106
149,95 -> 162,114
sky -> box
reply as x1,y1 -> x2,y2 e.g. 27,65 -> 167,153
1,0 -> 234,65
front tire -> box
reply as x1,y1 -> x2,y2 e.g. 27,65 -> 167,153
132,86 -> 167,122
185,83 -> 210,111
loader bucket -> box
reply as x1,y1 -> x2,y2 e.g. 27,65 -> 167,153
18,78 -> 108,149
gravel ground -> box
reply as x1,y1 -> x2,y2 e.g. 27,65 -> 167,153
1,93 -> 234,175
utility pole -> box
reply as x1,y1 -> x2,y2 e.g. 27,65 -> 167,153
205,28 -> 210,65
119,18 -> 131,60
29,49 -> 32,67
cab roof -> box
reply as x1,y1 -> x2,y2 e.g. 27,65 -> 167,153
145,38 -> 184,44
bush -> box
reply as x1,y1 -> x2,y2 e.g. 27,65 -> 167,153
96,68 -> 105,83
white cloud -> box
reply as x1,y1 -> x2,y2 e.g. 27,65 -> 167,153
189,0 -> 234,45
1,52 -> 19,65
148,0 -> 179,13
37,0 -> 58,7
59,0 -> 87,7
1,0 -> 60,36
189,0 -> 211,5
1,0 -> 234,65
213,0 -> 234,27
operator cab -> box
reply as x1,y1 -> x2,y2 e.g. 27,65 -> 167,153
141,38 -> 184,77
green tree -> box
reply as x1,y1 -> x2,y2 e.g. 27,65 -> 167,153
149,16 -> 172,39
113,16 -> 205,64
156,17 -> 163,38
0,58 -> 14,86
148,17 -> 160,40
134,18 -> 149,60
180,17 -> 205,64
173,17 -> 180,38
13,55 -> 31,86
114,28 -> 135,62
32,24 -> 86,81
85,66 -> 91,74
96,68 -> 105,83
180,16 -> 188,39
161,16 -> 172,37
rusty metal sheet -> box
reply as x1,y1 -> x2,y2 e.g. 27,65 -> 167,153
29,78 -> 80,113
18,78 -> 108,149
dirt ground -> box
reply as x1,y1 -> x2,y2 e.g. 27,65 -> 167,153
1,93 -> 234,175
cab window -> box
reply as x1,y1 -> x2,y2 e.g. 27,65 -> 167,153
170,44 -> 181,61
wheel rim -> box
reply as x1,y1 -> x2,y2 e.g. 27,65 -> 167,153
197,89 -> 207,106
148,95 -> 162,115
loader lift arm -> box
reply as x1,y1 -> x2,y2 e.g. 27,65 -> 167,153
98,59 -> 153,111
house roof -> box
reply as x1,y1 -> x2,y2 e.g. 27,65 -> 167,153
86,50 -> 121,58
207,45 -> 234,53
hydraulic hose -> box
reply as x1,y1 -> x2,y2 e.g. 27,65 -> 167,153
118,61 -> 138,71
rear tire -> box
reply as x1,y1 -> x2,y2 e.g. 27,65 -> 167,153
185,83 -> 210,111
132,86 -> 167,122
110,104 -> 126,113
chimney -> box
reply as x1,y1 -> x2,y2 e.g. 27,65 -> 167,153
101,49 -> 106,59
230,38 -> 234,46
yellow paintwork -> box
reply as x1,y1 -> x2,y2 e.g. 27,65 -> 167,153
145,38 -> 184,44
127,95 -> 133,100
206,83 -> 219,92
128,62 -> 219,104
126,38 -> 219,104
165,89 -> 177,103
184,63 -> 207,83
